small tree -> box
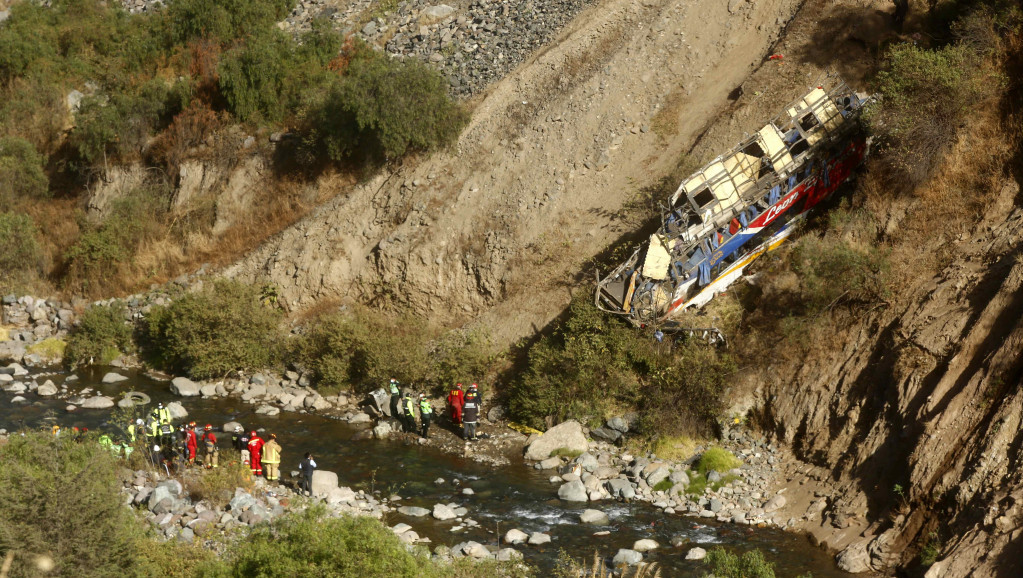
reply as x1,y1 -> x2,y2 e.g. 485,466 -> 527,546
0,136 -> 48,202
65,303 -> 134,367
0,212 -> 43,291
703,548 -> 776,578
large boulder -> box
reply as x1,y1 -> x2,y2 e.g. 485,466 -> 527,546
612,549 -> 643,566
170,377 -> 200,397
557,480 -> 588,502
632,539 -> 659,552
433,504 -> 458,520
372,422 -> 393,439
166,401 -> 188,420
763,494 -> 787,513
223,421 -> 243,434
311,470 -> 338,498
398,506 -> 430,517
504,529 -> 529,545
0,342 -> 26,363
837,540 -> 873,573
606,478 -> 637,500
102,372 -> 128,384
579,509 -> 610,525
524,420 -> 589,461
685,547 -> 707,560
81,396 -> 115,409
528,532 -> 551,545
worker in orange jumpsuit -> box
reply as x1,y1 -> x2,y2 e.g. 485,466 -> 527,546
185,422 -> 198,464
447,383 -> 465,426
247,431 -> 265,476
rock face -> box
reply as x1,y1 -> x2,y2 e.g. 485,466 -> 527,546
524,420 -> 588,461
170,377 -> 201,396
836,541 -> 872,573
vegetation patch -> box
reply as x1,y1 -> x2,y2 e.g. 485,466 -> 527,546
551,448 -> 584,459
0,212 -> 42,292
695,447 -> 741,475
26,337 -> 67,363
704,547 -> 777,578
181,460 -> 254,510
143,279 -> 283,379
65,302 -> 133,367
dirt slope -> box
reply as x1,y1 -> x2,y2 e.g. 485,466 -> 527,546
226,0 -> 805,344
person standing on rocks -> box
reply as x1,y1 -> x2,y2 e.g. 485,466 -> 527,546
463,383 -> 481,441
248,431 -> 265,476
233,426 -> 250,466
185,422 -> 198,465
389,379 -> 402,423
128,418 -> 144,445
418,394 -> 434,439
299,452 -> 316,496
402,392 -> 417,434
447,383 -> 465,426
201,424 -> 219,469
152,402 -> 171,426
159,421 -> 175,453
262,434 -> 282,482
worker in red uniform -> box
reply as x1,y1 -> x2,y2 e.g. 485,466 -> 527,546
201,424 -> 219,469
248,431 -> 265,476
447,383 -> 465,426
185,422 -> 198,464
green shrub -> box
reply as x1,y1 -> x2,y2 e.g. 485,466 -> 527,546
302,44 -> 468,162
652,478 -> 674,492
695,447 -> 741,475
181,460 -> 254,509
218,30 -> 296,123
0,432 -> 140,576
0,212 -> 43,291
0,136 -> 49,202
867,42 -> 993,185
786,235 -> 890,313
198,506 -> 531,577
167,0 -> 296,44
69,80 -> 173,168
65,303 -> 134,367
639,343 -> 736,438
703,547 -> 776,578
144,279 -> 283,379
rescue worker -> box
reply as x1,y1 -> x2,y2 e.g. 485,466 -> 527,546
233,426 -> 251,466
98,433 -> 115,454
185,422 -> 198,464
176,425 -> 190,470
159,421 -> 175,452
262,434 -> 281,481
447,383 -> 465,426
147,414 -> 160,443
201,425 -> 219,469
51,425 -> 60,437
388,378 -> 401,422
248,431 -> 264,476
152,444 -> 170,475
152,402 -> 171,426
418,394 -> 434,439
119,438 -> 133,460
299,453 -> 316,496
127,418 -> 144,444
402,392 -> 416,433
463,383 -> 481,441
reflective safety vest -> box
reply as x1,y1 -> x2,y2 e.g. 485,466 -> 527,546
419,400 -> 433,416
127,424 -> 138,442
98,435 -> 113,450
159,423 -> 174,436
148,418 -> 160,437
390,382 -> 400,395
154,407 -> 171,425
404,398 -> 415,417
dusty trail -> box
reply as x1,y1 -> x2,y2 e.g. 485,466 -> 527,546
227,0 -> 804,345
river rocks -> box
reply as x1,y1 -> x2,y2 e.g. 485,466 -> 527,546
606,416 -> 631,433
579,509 -> 609,524
399,506 -> 431,517
0,342 -> 26,363
5,363 -> 28,376
574,452 -> 599,472
433,504 -> 458,520
255,404 -> 280,416
837,540 -> 872,573
606,478 -> 637,500
81,396 -> 115,409
223,421 -> 242,433
311,470 -> 339,497
348,412 -> 371,424
372,422 -> 393,439
686,547 -> 707,560
612,548 -> 643,566
669,470 -> 690,487
633,539 -> 659,552
709,498 -> 723,513
459,541 -> 491,559
170,377 -> 200,396
496,548 -> 522,561
557,480 -> 587,502
524,420 -> 588,461
644,464 -> 670,488
763,494 -> 786,513
504,528 -> 529,544
538,457 -> 561,470
200,383 -> 218,397
527,532 -> 551,545
589,427 -> 622,443
102,372 -> 128,383
3,382 -> 26,394
166,401 -> 188,420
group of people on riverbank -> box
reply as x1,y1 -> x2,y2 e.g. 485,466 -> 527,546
388,380 -> 483,441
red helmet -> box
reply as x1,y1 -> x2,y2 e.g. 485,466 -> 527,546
456,383 -> 463,388
204,424 -> 212,431
470,383 -> 478,389
250,431 -> 257,437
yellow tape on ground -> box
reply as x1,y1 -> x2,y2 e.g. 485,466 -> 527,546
507,422 -> 544,436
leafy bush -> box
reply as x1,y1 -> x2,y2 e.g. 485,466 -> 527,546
302,44 -> 468,162
65,303 -> 134,367
199,506 -> 532,577
0,136 -> 48,202
786,235 -> 890,313
69,80 -> 174,169
0,212 -> 43,291
167,0 -> 296,44
144,279 -> 283,379
218,30 -> 297,124
695,447 -> 741,475
703,547 -> 776,578
181,461 -> 254,509
26,337 -> 68,364
866,42 -> 994,185
0,432 -> 140,576
639,343 -> 736,438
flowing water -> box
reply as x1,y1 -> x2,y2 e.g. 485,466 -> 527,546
1,367 -> 851,577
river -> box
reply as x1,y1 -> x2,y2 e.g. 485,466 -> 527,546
1,366 -> 852,577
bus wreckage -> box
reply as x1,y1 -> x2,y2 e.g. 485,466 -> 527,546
596,74 -> 874,329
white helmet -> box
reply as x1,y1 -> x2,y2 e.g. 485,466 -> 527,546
136,419 -> 143,425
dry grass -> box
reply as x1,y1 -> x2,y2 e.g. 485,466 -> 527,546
651,86 -> 686,139
180,459 -> 254,509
